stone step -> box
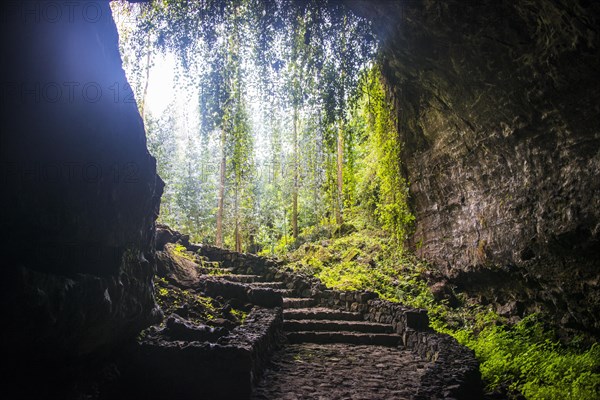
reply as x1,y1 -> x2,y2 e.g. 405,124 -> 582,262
199,260 -> 223,268
284,319 -> 393,334
201,267 -> 231,275
208,274 -> 263,283
271,289 -> 297,297
284,307 -> 364,321
286,331 -> 401,346
250,281 -> 287,289
282,298 -> 317,309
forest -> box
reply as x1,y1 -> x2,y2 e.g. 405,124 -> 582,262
114,0 -> 411,254
111,1 -> 599,398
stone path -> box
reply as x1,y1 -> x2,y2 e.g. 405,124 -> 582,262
206,264 -> 431,399
254,287 -> 425,399
158,236 -> 482,399
251,343 -> 427,400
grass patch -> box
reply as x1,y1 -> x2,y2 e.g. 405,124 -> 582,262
451,312 -> 600,399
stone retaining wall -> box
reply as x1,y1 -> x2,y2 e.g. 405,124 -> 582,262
119,307 -> 283,400
221,307 -> 285,384
195,244 -> 279,275
201,278 -> 284,308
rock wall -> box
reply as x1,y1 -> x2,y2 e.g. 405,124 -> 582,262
349,0 -> 600,335
0,1 -> 162,393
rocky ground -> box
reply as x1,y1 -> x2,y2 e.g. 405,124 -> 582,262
252,343 -> 427,400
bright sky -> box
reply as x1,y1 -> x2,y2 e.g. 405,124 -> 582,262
111,0 -> 291,167
144,52 -> 177,116
139,46 -> 271,166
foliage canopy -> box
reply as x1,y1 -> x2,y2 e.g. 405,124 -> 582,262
112,0 -> 415,250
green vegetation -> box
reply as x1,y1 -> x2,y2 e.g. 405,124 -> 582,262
284,227 -> 600,399
350,67 -> 414,242
154,277 -> 247,325
113,0 -> 376,250
230,308 -> 249,324
170,243 -> 197,262
453,313 -> 600,399
205,266 -> 227,276
154,277 -> 221,322
285,229 -> 412,300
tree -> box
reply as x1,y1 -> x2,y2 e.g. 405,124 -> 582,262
113,0 -> 380,250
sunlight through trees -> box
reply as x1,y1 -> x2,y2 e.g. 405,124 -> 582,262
111,0 -> 410,252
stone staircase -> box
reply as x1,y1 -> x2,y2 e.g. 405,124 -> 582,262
155,230 -> 484,399
207,273 -> 297,297
202,264 -> 402,347
283,306 -> 401,346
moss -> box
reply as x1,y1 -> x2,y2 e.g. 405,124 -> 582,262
206,267 -> 227,276
153,277 -> 246,326
169,243 -> 197,262
285,228 -> 429,303
451,314 -> 600,399
154,277 -> 220,322
231,308 -> 248,324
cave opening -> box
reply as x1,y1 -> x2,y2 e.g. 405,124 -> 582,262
111,0 -> 406,255
1,1 -> 599,399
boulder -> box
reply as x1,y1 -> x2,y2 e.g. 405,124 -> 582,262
156,243 -> 201,288
163,314 -> 227,342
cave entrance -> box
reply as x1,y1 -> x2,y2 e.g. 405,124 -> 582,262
111,0 -> 410,256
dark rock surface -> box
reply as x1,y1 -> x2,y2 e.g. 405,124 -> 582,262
202,277 -> 284,308
156,243 -> 202,287
414,334 -> 484,400
118,307 -> 283,400
155,224 -> 183,251
248,286 -> 286,308
162,314 -> 227,342
349,0 -> 600,336
0,1 -> 162,396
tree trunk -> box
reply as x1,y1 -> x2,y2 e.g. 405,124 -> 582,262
216,129 -> 225,247
336,121 -> 344,226
292,104 -> 299,238
335,15 -> 347,228
234,186 -> 241,252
